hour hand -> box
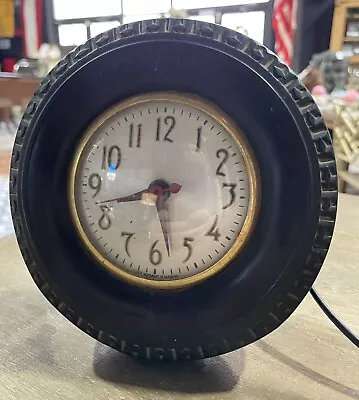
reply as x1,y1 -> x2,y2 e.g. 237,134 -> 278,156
97,188 -> 147,204
97,181 -> 182,205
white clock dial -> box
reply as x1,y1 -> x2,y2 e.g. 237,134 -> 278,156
70,93 -> 259,289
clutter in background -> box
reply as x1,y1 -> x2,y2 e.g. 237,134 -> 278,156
300,50 -> 359,193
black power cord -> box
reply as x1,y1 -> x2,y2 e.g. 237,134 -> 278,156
310,288 -> 359,348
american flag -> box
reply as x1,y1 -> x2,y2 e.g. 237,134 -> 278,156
273,0 -> 297,66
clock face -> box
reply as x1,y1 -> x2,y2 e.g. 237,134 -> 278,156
70,93 -> 259,289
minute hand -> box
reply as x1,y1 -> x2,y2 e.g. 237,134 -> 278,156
156,196 -> 171,257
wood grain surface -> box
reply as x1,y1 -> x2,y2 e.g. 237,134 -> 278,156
0,194 -> 358,400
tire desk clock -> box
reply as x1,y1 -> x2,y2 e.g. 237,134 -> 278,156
10,19 -> 339,360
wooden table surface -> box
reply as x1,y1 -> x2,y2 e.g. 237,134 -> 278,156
0,73 -> 40,108
0,194 -> 358,399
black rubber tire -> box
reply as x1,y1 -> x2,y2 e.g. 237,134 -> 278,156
10,18 -> 337,361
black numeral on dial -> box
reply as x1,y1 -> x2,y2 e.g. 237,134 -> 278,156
183,237 -> 194,263
129,123 -> 142,148
156,116 -> 175,142
98,205 -> 111,230
216,148 -> 229,176
150,240 -> 162,265
222,183 -> 237,209
88,173 -> 102,197
101,145 -> 121,171
206,215 -> 221,241
121,232 -> 135,257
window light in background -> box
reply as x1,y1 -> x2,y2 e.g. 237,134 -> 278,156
172,0 -> 269,8
58,24 -> 87,46
122,0 -> 171,15
221,11 -> 265,43
123,14 -> 163,24
54,0 -> 121,19
53,0 -> 268,46
188,14 -> 215,23
90,21 -> 120,37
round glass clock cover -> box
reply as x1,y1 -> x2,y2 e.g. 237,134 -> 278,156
70,94 -> 259,288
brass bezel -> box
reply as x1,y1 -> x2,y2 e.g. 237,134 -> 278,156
69,92 -> 260,290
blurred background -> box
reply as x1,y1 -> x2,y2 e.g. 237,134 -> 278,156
1,0 -> 359,241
